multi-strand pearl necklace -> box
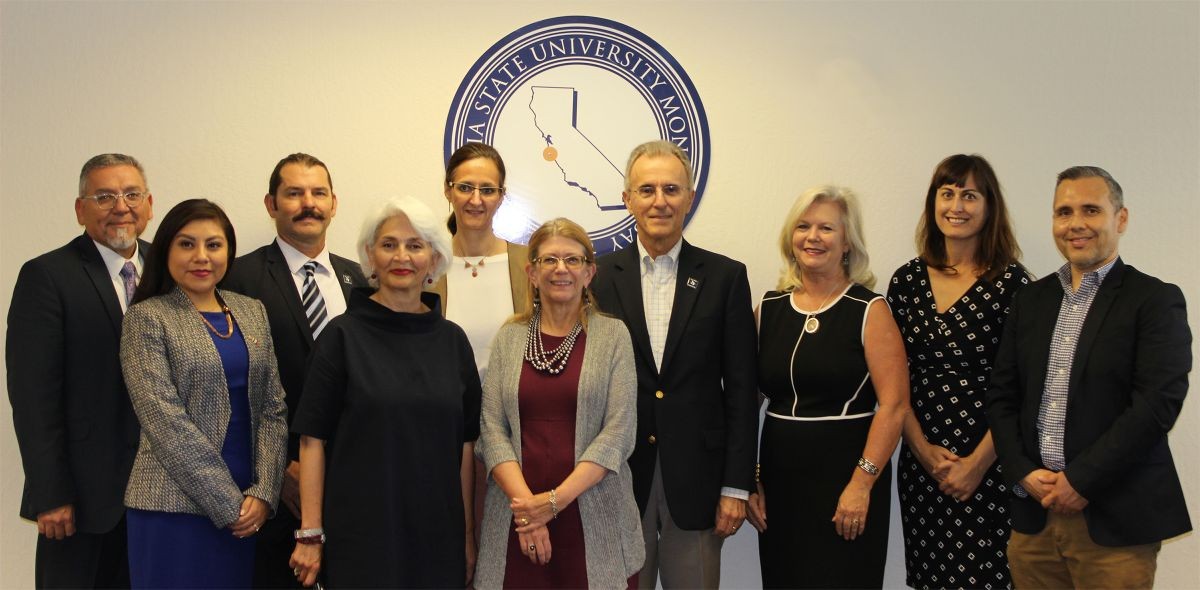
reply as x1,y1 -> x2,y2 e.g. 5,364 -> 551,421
523,306 -> 583,374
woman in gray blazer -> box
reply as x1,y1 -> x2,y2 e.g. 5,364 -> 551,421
475,218 -> 644,588
120,199 -> 288,588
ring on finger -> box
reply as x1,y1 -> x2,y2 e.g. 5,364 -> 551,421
528,544 -> 536,552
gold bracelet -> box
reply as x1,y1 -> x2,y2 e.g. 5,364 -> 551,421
549,488 -> 559,519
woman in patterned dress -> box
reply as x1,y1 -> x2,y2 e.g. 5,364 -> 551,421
887,154 -> 1028,589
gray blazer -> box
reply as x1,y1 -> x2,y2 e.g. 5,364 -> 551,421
120,287 -> 288,528
475,313 -> 644,588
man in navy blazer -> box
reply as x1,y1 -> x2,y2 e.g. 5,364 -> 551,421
591,141 -> 757,588
221,153 -> 366,588
987,166 -> 1191,589
7,154 -> 154,587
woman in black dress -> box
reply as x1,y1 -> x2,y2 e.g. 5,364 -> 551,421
887,154 -> 1028,589
747,185 -> 909,588
289,196 -> 481,588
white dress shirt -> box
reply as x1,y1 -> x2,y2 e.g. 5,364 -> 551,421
275,238 -> 349,321
93,240 -> 144,313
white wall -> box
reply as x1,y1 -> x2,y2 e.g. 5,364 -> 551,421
2,1 -> 1196,587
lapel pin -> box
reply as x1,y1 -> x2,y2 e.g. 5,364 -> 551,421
686,277 -> 699,289
342,273 -> 353,285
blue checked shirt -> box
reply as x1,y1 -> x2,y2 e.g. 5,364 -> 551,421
1015,258 -> 1116,497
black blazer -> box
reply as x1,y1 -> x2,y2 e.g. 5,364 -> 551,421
221,241 -> 367,460
6,234 -> 145,533
987,259 -> 1192,546
592,240 -> 758,530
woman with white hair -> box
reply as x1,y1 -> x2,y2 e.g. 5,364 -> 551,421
288,196 -> 482,588
746,186 -> 908,588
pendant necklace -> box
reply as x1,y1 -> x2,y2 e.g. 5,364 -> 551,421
802,282 -> 846,334
463,257 -> 486,278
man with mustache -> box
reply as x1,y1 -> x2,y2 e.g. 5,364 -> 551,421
222,153 -> 366,588
8,153 -> 153,587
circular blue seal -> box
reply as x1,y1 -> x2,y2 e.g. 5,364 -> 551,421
445,15 -> 710,255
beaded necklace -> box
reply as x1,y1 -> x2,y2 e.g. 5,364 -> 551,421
523,305 -> 583,374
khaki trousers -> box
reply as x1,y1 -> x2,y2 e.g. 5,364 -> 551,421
1008,511 -> 1159,589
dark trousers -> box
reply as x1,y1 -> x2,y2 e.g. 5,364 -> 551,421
253,507 -> 303,588
35,516 -> 130,589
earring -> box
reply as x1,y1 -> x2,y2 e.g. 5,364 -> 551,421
533,287 -> 541,306
842,252 -> 849,264
370,272 -> 377,279
426,276 -> 434,285
582,289 -> 590,306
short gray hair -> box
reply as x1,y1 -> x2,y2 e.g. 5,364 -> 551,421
78,153 -> 147,197
356,196 -> 453,287
1056,165 -> 1124,209
623,140 -> 694,192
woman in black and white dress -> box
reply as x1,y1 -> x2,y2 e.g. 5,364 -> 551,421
747,185 -> 908,588
887,154 -> 1028,589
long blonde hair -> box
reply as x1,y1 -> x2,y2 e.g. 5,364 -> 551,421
776,185 -> 876,291
510,218 -> 598,329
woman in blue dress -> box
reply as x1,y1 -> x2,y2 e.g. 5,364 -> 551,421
887,154 -> 1028,589
120,199 -> 288,588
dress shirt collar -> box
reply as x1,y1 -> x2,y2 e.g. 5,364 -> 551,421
276,237 -> 335,276
1055,256 -> 1117,295
92,239 -> 144,278
636,236 -> 683,275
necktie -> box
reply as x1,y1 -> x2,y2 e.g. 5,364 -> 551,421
120,261 -> 137,308
302,261 -> 329,337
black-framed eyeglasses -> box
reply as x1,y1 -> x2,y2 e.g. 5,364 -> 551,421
77,191 -> 149,210
448,182 -> 504,198
534,255 -> 590,269
633,184 -> 686,198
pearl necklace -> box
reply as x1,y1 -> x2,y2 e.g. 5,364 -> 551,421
523,306 -> 583,374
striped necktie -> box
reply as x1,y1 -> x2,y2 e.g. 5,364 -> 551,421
301,261 -> 329,337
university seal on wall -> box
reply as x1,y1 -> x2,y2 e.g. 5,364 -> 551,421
444,15 -> 710,254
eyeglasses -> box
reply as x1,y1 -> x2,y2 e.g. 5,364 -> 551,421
633,184 -> 686,198
534,255 -> 590,269
77,191 -> 149,210
448,182 -> 504,198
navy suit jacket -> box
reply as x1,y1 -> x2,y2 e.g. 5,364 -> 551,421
591,240 -> 758,530
6,234 -> 145,533
987,258 -> 1192,545
221,241 -> 367,460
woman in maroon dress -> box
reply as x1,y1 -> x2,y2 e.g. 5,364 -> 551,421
474,218 -> 643,588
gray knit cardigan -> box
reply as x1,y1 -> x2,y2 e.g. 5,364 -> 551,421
475,312 -> 644,588
120,287 -> 288,528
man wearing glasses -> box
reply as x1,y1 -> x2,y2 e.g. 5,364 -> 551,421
8,153 -> 154,587
222,152 -> 366,588
592,140 -> 757,588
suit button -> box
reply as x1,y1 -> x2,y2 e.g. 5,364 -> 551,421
648,435 -> 657,444
655,390 -> 664,399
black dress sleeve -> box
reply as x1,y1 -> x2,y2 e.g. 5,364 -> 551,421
458,330 -> 483,442
291,323 -> 349,440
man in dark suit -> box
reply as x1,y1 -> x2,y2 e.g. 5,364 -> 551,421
591,140 -> 757,588
7,154 -> 154,588
987,165 -> 1191,589
221,153 -> 366,588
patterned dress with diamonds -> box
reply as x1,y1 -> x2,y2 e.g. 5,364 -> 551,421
887,259 -> 1028,590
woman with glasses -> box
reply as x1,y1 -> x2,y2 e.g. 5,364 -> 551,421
747,186 -> 908,588
288,196 -> 481,588
887,155 -> 1028,590
433,143 -> 530,573
120,199 -> 288,588
474,218 -> 643,589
